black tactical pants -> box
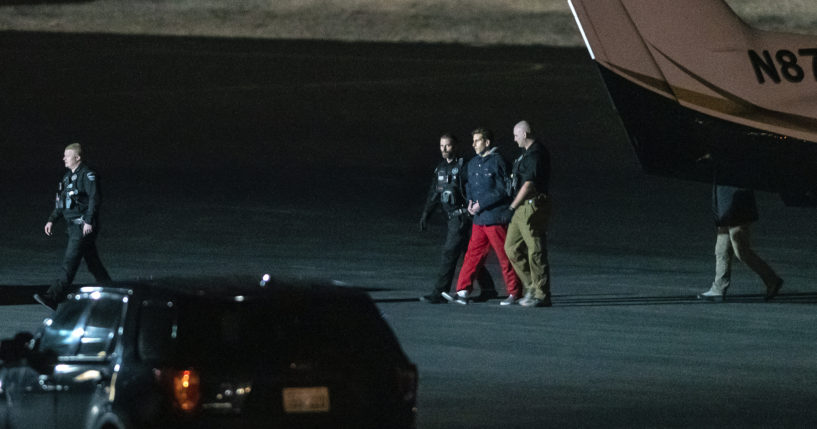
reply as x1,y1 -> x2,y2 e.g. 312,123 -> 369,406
47,222 -> 112,302
432,213 -> 496,295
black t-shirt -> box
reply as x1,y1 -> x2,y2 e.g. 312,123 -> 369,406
513,141 -> 550,195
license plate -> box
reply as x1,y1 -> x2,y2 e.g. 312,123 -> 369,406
282,387 -> 330,413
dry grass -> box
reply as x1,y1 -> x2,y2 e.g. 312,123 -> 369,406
0,0 -> 814,46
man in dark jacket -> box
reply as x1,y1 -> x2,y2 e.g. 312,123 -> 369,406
34,143 -> 112,310
418,133 -> 497,303
698,185 -> 783,301
442,128 -> 522,305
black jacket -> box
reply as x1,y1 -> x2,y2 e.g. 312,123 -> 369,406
712,185 -> 758,227
48,163 -> 102,226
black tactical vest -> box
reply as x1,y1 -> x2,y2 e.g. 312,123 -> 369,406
435,158 -> 465,208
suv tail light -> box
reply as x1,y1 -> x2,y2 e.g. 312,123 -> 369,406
397,364 -> 418,403
155,368 -> 202,413
173,369 -> 201,411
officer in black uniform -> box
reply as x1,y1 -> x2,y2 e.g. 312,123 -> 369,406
419,133 -> 496,303
34,143 -> 112,311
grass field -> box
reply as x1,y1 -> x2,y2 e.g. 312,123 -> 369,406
0,0 -> 815,46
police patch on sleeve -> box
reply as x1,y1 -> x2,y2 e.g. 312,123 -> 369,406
87,172 -> 96,181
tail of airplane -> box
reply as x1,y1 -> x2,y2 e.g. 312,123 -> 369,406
569,0 -> 817,205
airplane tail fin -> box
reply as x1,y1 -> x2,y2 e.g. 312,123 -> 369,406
569,0 -> 817,203
569,0 -> 754,102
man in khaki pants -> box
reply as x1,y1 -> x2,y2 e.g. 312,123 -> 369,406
698,185 -> 783,301
504,121 -> 552,307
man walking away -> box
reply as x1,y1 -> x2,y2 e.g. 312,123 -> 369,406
34,143 -> 112,311
698,185 -> 783,302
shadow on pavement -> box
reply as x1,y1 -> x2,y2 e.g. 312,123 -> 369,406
0,285 -> 48,306
553,292 -> 817,306
0,284 -> 390,306
374,298 -> 426,303
376,293 -> 817,306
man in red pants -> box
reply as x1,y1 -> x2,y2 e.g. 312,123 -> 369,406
442,128 -> 522,305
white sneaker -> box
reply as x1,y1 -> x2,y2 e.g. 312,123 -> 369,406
698,285 -> 727,302
500,295 -> 519,306
517,291 -> 534,306
442,290 -> 470,305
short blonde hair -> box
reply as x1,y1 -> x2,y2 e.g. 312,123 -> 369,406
65,142 -> 82,156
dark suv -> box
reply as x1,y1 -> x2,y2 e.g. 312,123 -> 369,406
0,276 -> 417,428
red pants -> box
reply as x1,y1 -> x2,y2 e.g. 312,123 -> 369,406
456,224 -> 522,297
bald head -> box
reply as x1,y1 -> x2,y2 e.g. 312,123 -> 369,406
63,142 -> 83,171
513,120 -> 534,149
514,121 -> 531,134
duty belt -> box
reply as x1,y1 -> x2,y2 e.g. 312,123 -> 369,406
448,208 -> 469,219
524,193 -> 548,205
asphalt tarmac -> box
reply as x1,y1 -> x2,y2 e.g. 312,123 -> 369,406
2,31 -> 817,428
